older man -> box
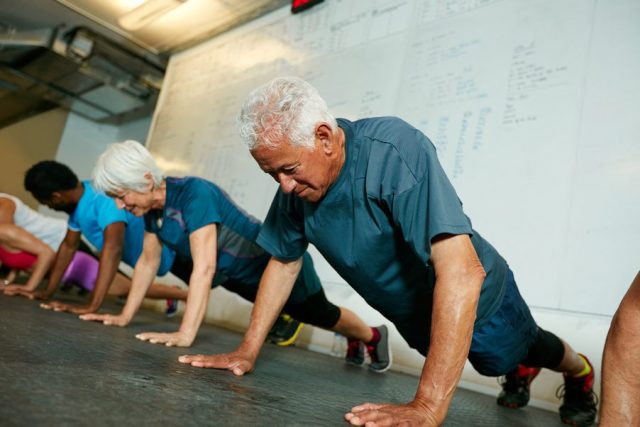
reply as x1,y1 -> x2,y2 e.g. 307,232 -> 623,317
178,77 -> 597,426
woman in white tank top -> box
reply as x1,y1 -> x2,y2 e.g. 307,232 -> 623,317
0,194 -> 67,290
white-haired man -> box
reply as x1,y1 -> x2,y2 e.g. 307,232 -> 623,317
178,77 -> 598,426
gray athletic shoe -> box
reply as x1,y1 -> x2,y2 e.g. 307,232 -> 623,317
345,338 -> 365,366
367,325 -> 392,373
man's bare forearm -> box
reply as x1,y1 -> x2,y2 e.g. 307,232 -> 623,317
86,243 -> 122,311
414,267 -> 483,420
238,257 -> 302,356
45,240 -> 78,297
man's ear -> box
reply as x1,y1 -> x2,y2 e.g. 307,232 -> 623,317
50,191 -> 63,202
315,123 -> 335,154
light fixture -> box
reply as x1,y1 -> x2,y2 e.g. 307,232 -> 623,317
119,0 -> 188,31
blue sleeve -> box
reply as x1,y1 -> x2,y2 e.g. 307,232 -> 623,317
68,210 -> 80,231
256,190 -> 308,261
181,180 -> 221,233
93,194 -> 128,229
376,127 -> 472,262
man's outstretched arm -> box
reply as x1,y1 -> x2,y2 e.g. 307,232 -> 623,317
346,234 -> 484,426
43,223 -> 124,314
25,229 -> 81,300
178,255 -> 302,374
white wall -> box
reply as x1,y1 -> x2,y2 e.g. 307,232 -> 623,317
55,113 -> 152,179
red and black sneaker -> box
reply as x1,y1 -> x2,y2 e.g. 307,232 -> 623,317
557,354 -> 598,426
497,364 -> 541,408
345,338 -> 365,366
366,325 -> 391,373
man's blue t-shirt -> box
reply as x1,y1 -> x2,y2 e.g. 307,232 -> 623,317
257,117 -> 509,354
68,180 -> 174,275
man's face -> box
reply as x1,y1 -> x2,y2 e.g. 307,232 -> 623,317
40,193 -> 76,214
250,137 -> 336,203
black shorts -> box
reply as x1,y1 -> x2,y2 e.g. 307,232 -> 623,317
170,255 -> 341,329
220,278 -> 341,329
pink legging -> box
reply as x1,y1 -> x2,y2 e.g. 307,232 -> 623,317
0,248 -> 99,291
0,246 -> 37,270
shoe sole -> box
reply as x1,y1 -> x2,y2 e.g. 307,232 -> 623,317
560,415 -> 596,427
497,400 -> 528,409
368,325 -> 392,373
345,357 -> 365,367
369,349 -> 392,373
275,322 -> 304,347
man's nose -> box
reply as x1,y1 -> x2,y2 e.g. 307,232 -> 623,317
276,173 -> 297,194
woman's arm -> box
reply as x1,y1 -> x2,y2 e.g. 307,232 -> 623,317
135,224 -> 217,347
0,224 -> 55,292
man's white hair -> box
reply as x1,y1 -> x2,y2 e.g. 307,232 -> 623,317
237,76 -> 338,150
92,140 -> 163,194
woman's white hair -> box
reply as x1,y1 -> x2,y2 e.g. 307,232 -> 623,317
237,76 -> 338,150
92,140 -> 163,194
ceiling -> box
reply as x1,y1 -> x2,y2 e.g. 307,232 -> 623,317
0,0 -> 288,127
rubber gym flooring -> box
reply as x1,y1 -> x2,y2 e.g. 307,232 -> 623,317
0,292 -> 565,426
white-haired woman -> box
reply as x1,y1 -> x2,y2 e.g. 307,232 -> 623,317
83,140 -> 390,373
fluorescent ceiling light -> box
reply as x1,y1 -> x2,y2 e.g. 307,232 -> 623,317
119,0 -> 188,31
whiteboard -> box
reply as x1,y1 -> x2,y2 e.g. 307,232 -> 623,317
147,0 -> 640,317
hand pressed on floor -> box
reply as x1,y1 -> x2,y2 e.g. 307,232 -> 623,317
178,350 -> 255,376
345,400 -> 440,427
135,330 -> 195,347
80,312 -> 130,327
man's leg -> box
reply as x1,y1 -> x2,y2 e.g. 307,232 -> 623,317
106,271 -> 188,300
469,269 -> 597,426
519,330 -> 597,426
285,289 -> 391,372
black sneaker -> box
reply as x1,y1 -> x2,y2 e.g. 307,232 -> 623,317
556,354 -> 598,426
497,365 -> 541,408
366,325 -> 391,372
345,338 -> 365,366
165,299 -> 179,318
267,314 -> 303,346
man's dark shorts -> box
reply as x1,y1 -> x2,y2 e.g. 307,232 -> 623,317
468,268 -> 538,376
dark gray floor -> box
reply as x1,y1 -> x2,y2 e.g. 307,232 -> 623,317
0,292 -> 565,426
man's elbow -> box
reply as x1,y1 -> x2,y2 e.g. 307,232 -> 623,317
472,264 -> 486,285
464,261 -> 486,293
